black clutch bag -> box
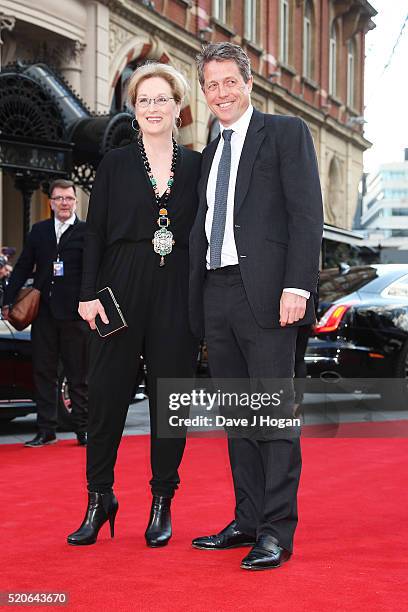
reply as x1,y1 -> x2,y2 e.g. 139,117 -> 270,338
95,287 -> 128,337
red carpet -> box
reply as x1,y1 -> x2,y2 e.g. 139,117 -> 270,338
1,434 -> 408,611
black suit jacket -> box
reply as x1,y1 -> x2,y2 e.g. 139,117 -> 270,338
189,110 -> 324,339
4,217 -> 86,320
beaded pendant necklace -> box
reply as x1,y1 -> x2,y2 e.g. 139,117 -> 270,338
138,136 -> 178,266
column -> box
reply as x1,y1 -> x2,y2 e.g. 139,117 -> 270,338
0,12 -> 16,247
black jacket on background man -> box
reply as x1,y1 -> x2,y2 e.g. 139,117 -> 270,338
4,217 -> 86,319
4,215 -> 88,439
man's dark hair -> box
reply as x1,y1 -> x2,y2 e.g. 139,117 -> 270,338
49,179 -> 77,197
196,42 -> 252,90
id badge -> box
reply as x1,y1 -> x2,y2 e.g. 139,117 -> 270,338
53,260 -> 64,276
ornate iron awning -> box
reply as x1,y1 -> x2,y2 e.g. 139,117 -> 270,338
0,62 -> 134,237
0,62 -> 134,192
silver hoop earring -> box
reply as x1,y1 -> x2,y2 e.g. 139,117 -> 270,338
131,118 -> 138,131
176,116 -> 182,128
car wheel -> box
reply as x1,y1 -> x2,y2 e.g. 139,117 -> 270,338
57,374 -> 74,430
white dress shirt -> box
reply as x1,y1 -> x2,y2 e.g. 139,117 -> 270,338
54,214 -> 76,244
205,104 -> 309,300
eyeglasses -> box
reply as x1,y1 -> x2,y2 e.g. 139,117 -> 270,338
51,196 -> 76,203
136,96 -> 175,108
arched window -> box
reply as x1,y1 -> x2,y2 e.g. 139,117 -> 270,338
329,22 -> 337,96
347,39 -> 356,108
303,0 -> 314,79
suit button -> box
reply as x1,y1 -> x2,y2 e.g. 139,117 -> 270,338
240,255 -> 247,258
234,224 -> 241,228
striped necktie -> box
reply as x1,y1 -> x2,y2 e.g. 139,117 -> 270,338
209,129 -> 234,269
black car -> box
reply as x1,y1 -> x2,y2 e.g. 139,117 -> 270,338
0,315 -> 147,426
305,264 -> 408,405
0,318 -> 72,427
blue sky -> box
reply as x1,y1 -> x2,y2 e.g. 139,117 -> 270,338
363,0 -> 408,175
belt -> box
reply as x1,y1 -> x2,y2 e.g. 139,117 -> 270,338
207,264 -> 240,275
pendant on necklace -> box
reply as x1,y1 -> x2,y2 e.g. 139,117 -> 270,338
152,226 -> 175,266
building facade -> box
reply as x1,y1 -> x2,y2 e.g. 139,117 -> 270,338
0,0 -> 376,255
361,153 -> 408,250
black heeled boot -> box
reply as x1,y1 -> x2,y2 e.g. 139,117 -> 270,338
67,491 -> 119,546
145,496 -> 172,547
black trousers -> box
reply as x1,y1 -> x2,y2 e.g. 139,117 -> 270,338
31,315 -> 89,433
86,270 -> 198,498
204,266 -> 301,552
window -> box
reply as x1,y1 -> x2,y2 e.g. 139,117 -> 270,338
384,189 -> 408,200
244,0 -> 258,43
347,39 -> 356,108
392,208 -> 408,216
329,22 -> 337,96
383,274 -> 408,297
213,0 -> 227,23
303,0 -> 313,79
280,0 -> 290,64
391,230 -> 408,237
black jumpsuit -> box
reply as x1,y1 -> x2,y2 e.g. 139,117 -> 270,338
80,143 -> 201,497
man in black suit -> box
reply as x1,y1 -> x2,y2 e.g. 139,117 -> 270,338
189,43 -> 323,570
2,179 -> 89,447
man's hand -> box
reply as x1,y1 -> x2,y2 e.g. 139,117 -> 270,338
279,292 -> 307,326
1,305 -> 10,320
78,299 -> 109,330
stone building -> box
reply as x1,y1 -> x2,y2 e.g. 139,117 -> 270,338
0,0 -> 376,256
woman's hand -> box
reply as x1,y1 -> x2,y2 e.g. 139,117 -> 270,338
78,299 -> 109,330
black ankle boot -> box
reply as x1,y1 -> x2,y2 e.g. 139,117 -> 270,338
67,491 -> 119,546
145,496 -> 172,547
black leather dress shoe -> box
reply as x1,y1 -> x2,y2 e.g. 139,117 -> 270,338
24,432 -> 57,447
76,432 -> 87,446
192,520 -> 256,550
240,535 -> 291,570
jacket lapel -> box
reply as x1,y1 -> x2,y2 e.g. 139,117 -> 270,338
234,109 -> 265,215
199,135 -> 220,209
43,218 -> 57,247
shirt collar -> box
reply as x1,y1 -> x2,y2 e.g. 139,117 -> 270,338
220,104 -> 254,139
55,213 -> 76,228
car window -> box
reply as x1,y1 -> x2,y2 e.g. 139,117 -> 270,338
319,266 -> 378,302
382,274 -> 408,297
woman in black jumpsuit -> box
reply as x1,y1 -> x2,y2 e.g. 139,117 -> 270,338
67,63 -> 201,547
